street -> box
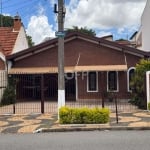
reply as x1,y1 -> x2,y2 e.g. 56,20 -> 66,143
0,131 -> 150,150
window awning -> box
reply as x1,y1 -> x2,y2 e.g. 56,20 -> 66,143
75,65 -> 127,72
8,65 -> 127,74
8,67 -> 75,74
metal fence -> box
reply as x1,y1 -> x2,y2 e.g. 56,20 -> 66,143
0,73 -> 138,114
0,100 -> 138,115
0,71 -> 7,102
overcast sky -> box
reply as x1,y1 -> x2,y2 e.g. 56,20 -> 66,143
2,0 -> 147,44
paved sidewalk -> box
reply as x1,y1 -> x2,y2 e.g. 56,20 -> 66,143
0,111 -> 150,133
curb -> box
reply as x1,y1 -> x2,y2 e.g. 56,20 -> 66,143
34,126 -> 150,133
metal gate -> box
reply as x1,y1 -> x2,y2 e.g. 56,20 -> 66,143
0,70 -> 7,103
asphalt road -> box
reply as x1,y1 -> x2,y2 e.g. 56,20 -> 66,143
0,131 -> 150,150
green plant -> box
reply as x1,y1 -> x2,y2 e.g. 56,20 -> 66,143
59,106 -> 110,124
59,106 -> 72,124
130,59 -> 150,109
148,102 -> 150,110
0,77 -> 16,106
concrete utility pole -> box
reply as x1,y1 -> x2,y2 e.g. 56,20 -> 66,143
55,0 -> 66,112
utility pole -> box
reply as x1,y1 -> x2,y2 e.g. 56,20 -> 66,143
54,0 -> 66,115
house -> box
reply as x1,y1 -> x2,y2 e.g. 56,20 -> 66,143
0,15 -> 29,69
130,0 -> 150,51
6,32 -> 150,102
0,15 -> 29,101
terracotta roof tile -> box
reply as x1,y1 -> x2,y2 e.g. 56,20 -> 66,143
0,27 -> 19,56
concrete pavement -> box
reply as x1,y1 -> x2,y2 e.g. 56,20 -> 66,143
0,110 -> 150,133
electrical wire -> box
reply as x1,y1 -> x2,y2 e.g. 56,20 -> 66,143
3,0 -> 40,14
3,0 -> 38,9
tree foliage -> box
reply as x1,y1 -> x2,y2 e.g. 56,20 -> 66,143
67,26 -> 96,37
26,35 -> 34,47
130,59 -> 150,109
0,14 -> 34,47
0,14 -> 13,27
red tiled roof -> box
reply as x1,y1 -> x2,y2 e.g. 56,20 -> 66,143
0,27 -> 19,56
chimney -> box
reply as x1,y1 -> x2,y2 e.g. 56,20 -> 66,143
13,14 -> 22,31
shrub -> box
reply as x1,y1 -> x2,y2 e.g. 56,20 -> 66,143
59,106 -> 72,124
59,106 -> 110,124
0,77 -> 16,106
148,102 -> 150,110
130,59 -> 150,109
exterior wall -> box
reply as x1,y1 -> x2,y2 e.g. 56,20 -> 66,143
77,72 -> 102,100
13,39 -> 126,68
125,53 -> 141,68
13,46 -> 58,67
141,0 -> 150,51
133,1 -> 150,51
65,39 -> 126,66
77,71 -> 131,101
12,26 -> 29,54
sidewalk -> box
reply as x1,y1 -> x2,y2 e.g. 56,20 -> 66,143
0,110 -> 150,133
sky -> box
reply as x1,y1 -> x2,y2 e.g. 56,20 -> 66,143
1,0 -> 147,45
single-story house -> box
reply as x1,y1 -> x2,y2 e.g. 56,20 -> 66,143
6,32 -> 150,102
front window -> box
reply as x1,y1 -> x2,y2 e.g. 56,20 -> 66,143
87,72 -> 98,92
107,71 -> 118,91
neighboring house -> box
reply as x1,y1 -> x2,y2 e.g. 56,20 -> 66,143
130,0 -> 150,51
0,15 -> 29,101
0,15 -> 28,68
102,35 -> 136,48
6,32 -> 150,102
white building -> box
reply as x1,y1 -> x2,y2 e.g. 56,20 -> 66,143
130,0 -> 150,51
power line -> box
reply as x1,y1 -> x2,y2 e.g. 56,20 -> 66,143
2,0 -> 11,4
1,0 -> 51,27
3,0 -> 35,9
3,0 -> 39,14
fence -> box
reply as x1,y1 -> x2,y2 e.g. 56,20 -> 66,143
0,73 -> 138,114
0,99 -> 138,115
0,71 -> 7,103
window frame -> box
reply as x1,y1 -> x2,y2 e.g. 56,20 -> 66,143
107,71 -> 119,92
87,71 -> 98,92
127,67 -> 135,92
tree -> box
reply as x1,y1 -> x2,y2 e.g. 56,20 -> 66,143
130,59 -> 150,109
67,26 -> 96,37
0,14 -> 34,47
0,14 -> 13,27
26,35 -> 34,47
